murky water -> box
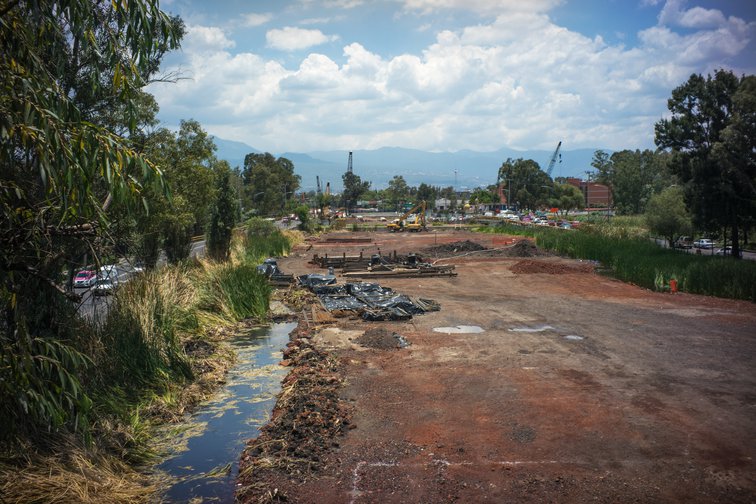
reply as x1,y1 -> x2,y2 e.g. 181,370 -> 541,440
157,322 -> 296,503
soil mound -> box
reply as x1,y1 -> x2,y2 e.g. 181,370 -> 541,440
356,328 -> 410,349
423,240 -> 487,255
510,259 -> 594,275
507,240 -> 540,257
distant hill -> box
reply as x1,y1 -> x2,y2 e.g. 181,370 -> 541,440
211,138 -> 603,191
211,137 -> 259,169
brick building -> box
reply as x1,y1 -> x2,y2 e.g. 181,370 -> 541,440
565,178 -> 612,208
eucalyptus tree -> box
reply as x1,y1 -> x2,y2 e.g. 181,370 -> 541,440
242,153 -> 300,216
0,0 -> 182,439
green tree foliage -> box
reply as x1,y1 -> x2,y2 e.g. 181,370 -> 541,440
551,183 -> 585,217
655,70 -> 756,258
242,153 -> 300,216
469,187 -> 495,205
416,183 -> 438,206
497,158 -> 553,210
135,121 -> 218,265
645,185 -> 693,248
342,171 -> 370,214
207,162 -> 238,262
0,0 -> 181,442
386,175 -> 410,210
591,149 -> 673,215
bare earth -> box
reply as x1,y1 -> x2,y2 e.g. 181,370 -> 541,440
267,229 -> 756,503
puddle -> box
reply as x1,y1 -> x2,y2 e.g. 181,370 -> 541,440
508,325 -> 554,333
156,322 -> 296,503
433,325 -> 485,334
564,335 -> 584,341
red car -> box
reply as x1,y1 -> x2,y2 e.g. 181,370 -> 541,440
74,269 -> 96,287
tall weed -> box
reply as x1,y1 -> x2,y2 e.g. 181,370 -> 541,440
481,222 -> 756,301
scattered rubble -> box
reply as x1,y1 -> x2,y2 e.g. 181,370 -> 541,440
422,239 -> 543,259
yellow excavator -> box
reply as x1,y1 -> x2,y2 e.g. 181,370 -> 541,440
387,200 -> 427,232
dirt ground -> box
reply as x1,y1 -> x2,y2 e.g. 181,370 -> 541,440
251,229 -> 756,503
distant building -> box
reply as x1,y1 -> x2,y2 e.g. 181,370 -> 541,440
565,178 -> 612,208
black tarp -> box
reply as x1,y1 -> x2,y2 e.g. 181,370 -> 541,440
307,281 -> 439,321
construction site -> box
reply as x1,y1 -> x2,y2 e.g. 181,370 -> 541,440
237,228 -> 756,503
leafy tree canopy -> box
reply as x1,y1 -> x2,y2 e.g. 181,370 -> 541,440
645,185 -> 692,248
655,69 -> 756,257
497,158 -> 553,210
0,0 -> 182,441
242,153 -> 300,216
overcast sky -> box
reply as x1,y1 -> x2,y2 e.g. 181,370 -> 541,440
148,0 -> 756,154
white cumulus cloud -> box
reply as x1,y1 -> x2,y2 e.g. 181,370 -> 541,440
266,26 -> 339,51
242,13 -> 273,27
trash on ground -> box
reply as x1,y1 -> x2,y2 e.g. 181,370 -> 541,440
256,258 -> 294,285
303,281 -> 440,321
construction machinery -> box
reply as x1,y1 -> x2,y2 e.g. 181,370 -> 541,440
387,200 -> 427,232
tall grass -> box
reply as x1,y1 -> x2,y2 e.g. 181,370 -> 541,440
480,222 -> 756,301
1,223 -> 295,502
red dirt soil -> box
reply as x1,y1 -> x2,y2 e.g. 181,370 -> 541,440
243,229 -> 756,503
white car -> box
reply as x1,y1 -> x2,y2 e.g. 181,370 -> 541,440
93,278 -> 116,296
693,239 -> 714,249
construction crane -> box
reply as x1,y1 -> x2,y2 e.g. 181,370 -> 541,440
347,151 -> 353,173
545,141 -> 562,178
386,201 -> 427,232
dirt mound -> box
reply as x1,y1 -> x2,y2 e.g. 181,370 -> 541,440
507,239 -> 540,257
355,328 -> 410,349
510,259 -> 595,275
237,337 -> 352,501
423,240 -> 487,255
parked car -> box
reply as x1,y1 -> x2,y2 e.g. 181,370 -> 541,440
93,278 -> 116,296
715,246 -> 742,258
674,236 -> 693,249
99,264 -> 120,280
73,269 -> 97,287
693,239 -> 714,249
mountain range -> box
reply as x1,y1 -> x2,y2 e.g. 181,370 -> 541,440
211,137 -> 602,192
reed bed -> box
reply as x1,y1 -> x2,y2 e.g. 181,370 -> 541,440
480,223 -> 756,301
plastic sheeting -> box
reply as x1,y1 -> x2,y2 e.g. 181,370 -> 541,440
306,281 -> 439,321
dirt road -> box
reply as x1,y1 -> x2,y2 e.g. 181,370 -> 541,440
256,229 -> 756,503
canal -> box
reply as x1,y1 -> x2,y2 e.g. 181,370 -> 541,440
157,322 -> 296,502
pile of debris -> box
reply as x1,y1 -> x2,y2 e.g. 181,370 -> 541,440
422,238 -> 544,259
311,251 -> 457,278
306,282 -> 440,321
237,337 -> 351,502
424,240 -> 487,255
256,258 -> 294,286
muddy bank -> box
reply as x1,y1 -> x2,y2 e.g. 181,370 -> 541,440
236,328 -> 352,502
